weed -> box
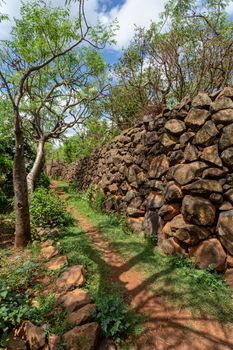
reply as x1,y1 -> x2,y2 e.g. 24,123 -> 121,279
92,293 -> 141,340
30,188 -> 73,228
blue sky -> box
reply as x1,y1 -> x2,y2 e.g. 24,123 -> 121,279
1,0 -> 233,65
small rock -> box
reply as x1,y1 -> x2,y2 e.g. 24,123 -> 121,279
127,217 -> 144,232
217,210 -> 233,255
146,192 -> 164,209
164,119 -> 186,135
149,154 -> 169,179
210,96 -> 233,113
190,238 -> 226,272
209,193 -> 223,204
66,304 -> 95,326
158,203 -> 181,221
41,239 -> 55,248
219,123 -> 233,150
221,147 -> 233,167
219,202 -> 233,211
48,334 -> 60,350
182,195 -> 216,226
225,269 -> 233,288
184,144 -> 199,162
194,120 -> 218,146
6,337 -> 27,350
180,131 -> 195,146
56,265 -> 86,290
200,145 -> 222,167
212,108 -> 233,124
159,237 -> 184,255
46,256 -> 68,271
160,133 -> 177,148
202,167 -> 228,179
164,182 -> 183,202
162,214 -> 210,245
227,255 -> 233,268
185,108 -> 210,128
63,322 -> 100,350
16,321 -> 46,350
57,288 -> 91,312
171,162 -> 208,185
40,246 -> 59,260
182,179 -> 222,196
192,92 -> 212,108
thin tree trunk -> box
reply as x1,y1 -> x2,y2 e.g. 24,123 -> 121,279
27,138 -> 45,194
13,110 -> 31,248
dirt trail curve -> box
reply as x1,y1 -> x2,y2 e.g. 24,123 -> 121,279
52,181 -> 233,350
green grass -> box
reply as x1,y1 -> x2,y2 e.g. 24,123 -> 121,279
58,181 -> 233,324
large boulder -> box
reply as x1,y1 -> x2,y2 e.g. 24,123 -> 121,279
217,210 -> 233,255
162,214 -> 210,245
182,195 -> 216,226
190,238 -> 226,271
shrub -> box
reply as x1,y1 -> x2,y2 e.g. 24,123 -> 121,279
30,188 -> 73,228
35,172 -> 50,189
92,294 -> 137,340
0,280 -> 32,346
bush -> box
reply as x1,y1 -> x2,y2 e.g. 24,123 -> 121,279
35,172 -> 50,189
92,294 -> 137,340
30,188 -> 73,228
84,185 -> 105,212
0,280 -> 32,346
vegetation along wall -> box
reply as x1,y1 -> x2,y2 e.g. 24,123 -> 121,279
58,87 -> 233,273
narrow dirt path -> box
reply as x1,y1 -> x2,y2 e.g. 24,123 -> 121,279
53,182 -> 233,350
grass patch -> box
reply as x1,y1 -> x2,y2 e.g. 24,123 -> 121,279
59,182 -> 233,324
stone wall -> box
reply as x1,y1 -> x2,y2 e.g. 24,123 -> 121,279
61,87 -> 233,275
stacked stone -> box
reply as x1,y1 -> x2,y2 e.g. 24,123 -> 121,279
61,87 -> 233,275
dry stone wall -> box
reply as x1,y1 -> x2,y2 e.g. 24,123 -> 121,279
62,87 -> 233,275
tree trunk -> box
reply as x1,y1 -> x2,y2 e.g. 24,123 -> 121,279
13,110 -> 31,248
27,138 -> 45,194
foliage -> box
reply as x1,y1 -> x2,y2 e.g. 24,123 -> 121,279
54,116 -> 117,163
92,294 -> 136,339
107,0 -> 233,129
30,188 -> 73,228
35,172 -> 50,189
0,279 -> 32,346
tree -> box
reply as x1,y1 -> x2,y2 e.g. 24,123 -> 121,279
0,0 -> 115,247
110,0 -> 233,127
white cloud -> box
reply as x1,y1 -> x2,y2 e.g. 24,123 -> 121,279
0,0 -> 167,47
100,0 -> 167,48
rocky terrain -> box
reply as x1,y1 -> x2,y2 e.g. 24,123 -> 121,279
54,87 -> 233,280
